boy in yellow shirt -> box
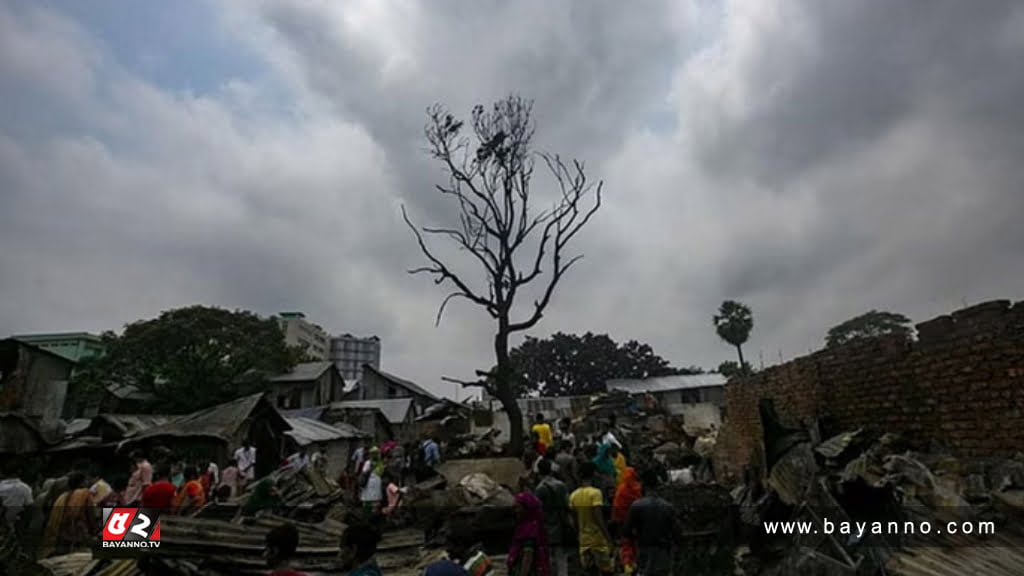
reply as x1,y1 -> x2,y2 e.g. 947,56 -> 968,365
569,461 -> 614,576
531,413 -> 554,451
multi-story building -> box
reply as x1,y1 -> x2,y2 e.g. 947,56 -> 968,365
329,334 -> 381,383
12,332 -> 105,363
275,312 -> 330,361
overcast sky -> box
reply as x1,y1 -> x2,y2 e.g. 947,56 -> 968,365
3,0 -> 1023,399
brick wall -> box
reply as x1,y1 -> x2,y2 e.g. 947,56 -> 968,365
713,299 -> 1024,484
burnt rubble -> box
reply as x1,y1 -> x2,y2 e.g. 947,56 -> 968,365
14,387 -> 1024,576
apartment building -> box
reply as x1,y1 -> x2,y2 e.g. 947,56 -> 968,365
275,312 -> 330,361
329,334 -> 381,383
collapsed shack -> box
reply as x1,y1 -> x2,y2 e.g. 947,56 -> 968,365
40,414 -> 178,478
0,411 -> 50,455
729,398 -> 1024,576
657,482 -> 739,574
283,416 -> 370,480
415,407 -> 471,448
119,393 -> 290,478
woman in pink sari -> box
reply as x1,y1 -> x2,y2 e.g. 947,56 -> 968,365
508,491 -> 551,576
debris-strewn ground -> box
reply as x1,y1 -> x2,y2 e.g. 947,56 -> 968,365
15,389 -> 1024,576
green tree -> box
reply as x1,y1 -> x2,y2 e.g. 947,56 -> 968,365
403,95 -> 602,452
69,306 -> 300,414
717,360 -> 752,379
714,300 -> 754,371
509,332 -> 697,397
826,310 -> 913,347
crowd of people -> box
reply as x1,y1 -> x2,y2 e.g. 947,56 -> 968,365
2,415 -> 678,576
341,435 -> 445,525
263,414 -> 679,576
0,437 -> 308,559
514,413 -> 679,576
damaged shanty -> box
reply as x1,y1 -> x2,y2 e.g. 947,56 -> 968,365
727,398 -> 1024,576
120,392 -> 291,479
283,415 -> 370,479
0,338 -> 74,453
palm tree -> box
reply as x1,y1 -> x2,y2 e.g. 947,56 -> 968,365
714,300 -> 753,371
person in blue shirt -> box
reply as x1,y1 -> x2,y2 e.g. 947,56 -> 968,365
424,557 -> 470,576
423,436 -> 442,468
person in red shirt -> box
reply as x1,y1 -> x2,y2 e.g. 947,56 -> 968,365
140,466 -> 177,512
264,523 -> 308,576
173,466 -> 206,516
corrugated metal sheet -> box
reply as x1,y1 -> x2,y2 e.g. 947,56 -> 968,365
269,361 -> 334,383
517,396 -> 591,420
365,365 -> 441,402
46,436 -> 108,452
36,552 -> 96,576
330,398 -> 413,424
62,418 -> 91,437
124,393 -> 282,443
606,373 -> 728,393
280,406 -> 327,420
104,382 -> 155,401
284,416 -> 368,445
93,413 -> 175,437
93,558 -> 142,576
887,534 -> 1024,576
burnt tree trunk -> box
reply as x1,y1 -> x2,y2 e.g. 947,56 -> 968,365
494,328 -> 524,453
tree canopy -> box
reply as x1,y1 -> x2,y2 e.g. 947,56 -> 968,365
509,332 -> 700,397
403,95 -> 601,451
826,310 -> 913,347
717,360 -> 753,379
69,305 -> 301,414
714,300 -> 754,370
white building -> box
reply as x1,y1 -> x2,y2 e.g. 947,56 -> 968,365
329,334 -> 381,383
275,312 -> 330,361
605,373 -> 727,406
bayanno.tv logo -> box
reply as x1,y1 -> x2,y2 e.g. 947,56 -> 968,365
101,508 -> 162,549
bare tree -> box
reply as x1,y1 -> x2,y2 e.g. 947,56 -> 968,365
402,95 -> 602,452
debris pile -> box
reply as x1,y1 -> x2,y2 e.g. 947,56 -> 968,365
655,482 -> 738,575
430,472 -> 517,555
447,428 -> 504,458
731,399 -> 1024,576
134,515 -> 347,575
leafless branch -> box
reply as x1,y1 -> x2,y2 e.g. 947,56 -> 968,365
408,95 -> 602,421
442,375 -> 495,397
402,205 -> 497,318
507,154 -> 602,332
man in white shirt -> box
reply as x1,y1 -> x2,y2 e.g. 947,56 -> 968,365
234,440 -> 257,485
601,419 -> 622,450
207,462 -> 220,487
0,461 -> 32,527
360,468 -> 383,520
556,417 -> 577,450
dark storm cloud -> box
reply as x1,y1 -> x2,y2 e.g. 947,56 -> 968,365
1,0 -> 1022,395
248,0 -> 680,217
689,1 -> 1024,188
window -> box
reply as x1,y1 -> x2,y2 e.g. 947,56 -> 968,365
387,386 -> 397,398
